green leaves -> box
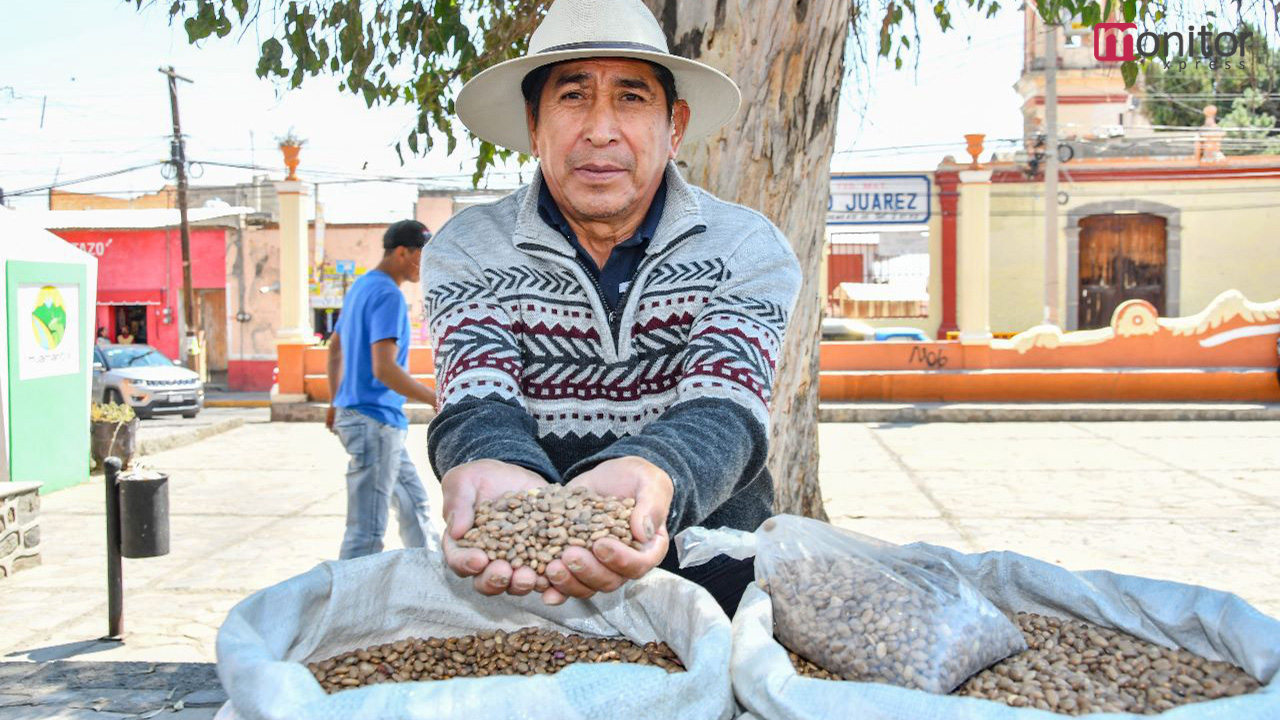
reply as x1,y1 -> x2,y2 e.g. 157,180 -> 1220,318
1121,60 -> 1138,87
933,1 -> 952,31
145,0 -> 559,184
1141,20 -> 1280,147
257,38 -> 286,79
1080,2 -> 1100,28
181,0 -> 226,42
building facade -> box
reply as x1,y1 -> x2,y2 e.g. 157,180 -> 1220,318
31,209 -> 246,386
823,4 -> 1280,338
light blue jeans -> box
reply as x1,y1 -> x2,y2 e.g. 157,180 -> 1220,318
334,408 -> 438,559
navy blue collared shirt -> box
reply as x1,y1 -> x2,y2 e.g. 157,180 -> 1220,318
537,177 -> 667,313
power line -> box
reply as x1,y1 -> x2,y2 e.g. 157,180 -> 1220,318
994,183 -> 1280,198
191,159 -> 525,185
834,138 -> 1023,156
991,201 -> 1280,215
6,162 -> 168,197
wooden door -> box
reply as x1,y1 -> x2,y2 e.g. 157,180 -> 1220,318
197,289 -> 228,371
1078,214 -> 1167,330
828,252 -> 865,295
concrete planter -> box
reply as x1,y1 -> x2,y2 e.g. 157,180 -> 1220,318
91,418 -> 139,469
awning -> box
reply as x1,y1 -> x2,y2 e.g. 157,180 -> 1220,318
96,289 -> 165,307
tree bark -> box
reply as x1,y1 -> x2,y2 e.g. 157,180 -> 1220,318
644,0 -> 851,521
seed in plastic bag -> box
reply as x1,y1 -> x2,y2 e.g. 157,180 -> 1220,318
787,612 -> 1261,716
768,552 -> 1026,693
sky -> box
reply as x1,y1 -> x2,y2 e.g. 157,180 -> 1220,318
1,1 -> 1027,222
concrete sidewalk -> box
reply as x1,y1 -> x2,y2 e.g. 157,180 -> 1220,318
3,419 -> 1278,717
818,401 -> 1280,422
133,408 -> 268,458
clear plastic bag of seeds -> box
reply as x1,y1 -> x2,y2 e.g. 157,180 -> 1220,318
677,515 -> 1026,694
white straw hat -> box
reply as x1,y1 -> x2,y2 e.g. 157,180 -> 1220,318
455,0 -> 741,155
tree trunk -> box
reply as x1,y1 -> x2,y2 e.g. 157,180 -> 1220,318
644,0 -> 850,520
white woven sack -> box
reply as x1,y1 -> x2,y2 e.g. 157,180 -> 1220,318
216,548 -> 733,720
731,545 -> 1280,720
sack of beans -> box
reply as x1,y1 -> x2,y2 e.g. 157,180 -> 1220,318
725,539 -> 1280,720
215,548 -> 733,720
679,515 -> 1027,695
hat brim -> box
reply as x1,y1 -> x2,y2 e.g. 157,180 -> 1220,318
456,48 -> 742,155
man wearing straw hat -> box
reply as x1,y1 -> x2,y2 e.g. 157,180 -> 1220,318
425,0 -> 801,616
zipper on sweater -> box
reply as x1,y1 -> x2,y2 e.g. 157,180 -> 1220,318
573,253 -> 618,327
517,223 -> 706,358
610,224 -> 707,352
518,242 -> 621,358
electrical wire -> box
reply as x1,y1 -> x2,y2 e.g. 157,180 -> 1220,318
990,200 -> 1280,215
5,162 -> 169,197
833,138 -> 1024,155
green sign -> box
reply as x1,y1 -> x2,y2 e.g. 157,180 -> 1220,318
7,261 -> 90,493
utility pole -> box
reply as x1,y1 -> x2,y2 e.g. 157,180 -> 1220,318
159,66 -> 200,371
1043,20 -> 1061,327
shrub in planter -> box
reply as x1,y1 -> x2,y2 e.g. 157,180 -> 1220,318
91,402 -> 138,469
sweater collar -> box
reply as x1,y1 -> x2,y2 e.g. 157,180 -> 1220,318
514,161 -> 705,257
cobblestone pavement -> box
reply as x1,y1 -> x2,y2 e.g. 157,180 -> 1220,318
2,419 -> 1276,717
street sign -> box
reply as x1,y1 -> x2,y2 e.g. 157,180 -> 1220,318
828,174 -> 931,225
335,260 -> 355,276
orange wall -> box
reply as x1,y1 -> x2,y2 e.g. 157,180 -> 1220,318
278,300 -> 1279,404
296,345 -> 436,402
819,325 -> 1278,372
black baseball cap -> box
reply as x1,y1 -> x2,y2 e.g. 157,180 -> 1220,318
383,219 -> 431,250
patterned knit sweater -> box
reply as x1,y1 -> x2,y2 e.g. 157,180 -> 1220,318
423,162 -> 801,554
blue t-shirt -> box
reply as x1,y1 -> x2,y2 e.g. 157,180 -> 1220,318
334,270 -> 411,429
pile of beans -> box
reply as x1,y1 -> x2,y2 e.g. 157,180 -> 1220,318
455,486 -> 642,577
766,554 -> 1026,693
954,613 -> 1261,714
308,628 -> 684,693
787,612 -> 1261,715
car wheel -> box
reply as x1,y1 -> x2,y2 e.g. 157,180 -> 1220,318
182,411 -> 199,419
104,388 -> 123,405
135,409 -> 153,420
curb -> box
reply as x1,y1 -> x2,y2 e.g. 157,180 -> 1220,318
137,417 -> 247,456
270,402 -> 437,424
818,402 -> 1280,423
205,399 -> 272,408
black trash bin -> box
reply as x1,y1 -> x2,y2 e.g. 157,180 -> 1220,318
118,470 -> 170,559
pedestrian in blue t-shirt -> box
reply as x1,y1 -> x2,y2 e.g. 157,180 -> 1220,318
325,220 -> 438,559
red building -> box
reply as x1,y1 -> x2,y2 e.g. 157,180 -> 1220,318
34,208 -> 247,380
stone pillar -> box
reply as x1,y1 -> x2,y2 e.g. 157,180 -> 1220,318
274,181 -> 314,345
956,168 -> 993,345
1198,105 -> 1226,165
935,167 -> 961,339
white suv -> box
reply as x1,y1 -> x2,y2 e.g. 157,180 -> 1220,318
92,344 -> 205,419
